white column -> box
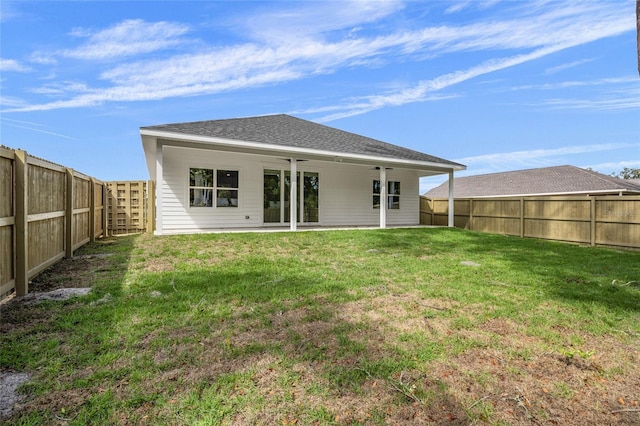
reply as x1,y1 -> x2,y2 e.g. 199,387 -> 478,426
155,142 -> 163,235
380,167 -> 387,229
448,170 -> 454,227
290,159 -> 297,231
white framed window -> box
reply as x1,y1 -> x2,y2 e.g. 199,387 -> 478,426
189,168 -> 239,208
189,168 -> 214,207
216,170 -> 239,207
373,180 -> 400,209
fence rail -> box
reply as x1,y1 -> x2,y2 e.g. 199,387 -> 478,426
0,148 -> 107,297
420,195 -> 640,249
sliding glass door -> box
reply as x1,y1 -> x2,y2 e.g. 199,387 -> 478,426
264,169 -> 318,224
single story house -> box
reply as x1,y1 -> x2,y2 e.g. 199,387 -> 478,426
140,114 -> 465,234
423,165 -> 640,199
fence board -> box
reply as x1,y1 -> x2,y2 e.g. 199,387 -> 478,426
524,218 -> 591,244
0,226 -> 13,295
596,198 -> 640,223
596,223 -> 640,248
525,198 -> 590,221
421,195 -> 640,248
473,199 -> 520,218
473,216 -> 520,236
27,216 -> 65,274
0,149 -> 14,296
1,148 -> 107,298
28,164 -> 65,215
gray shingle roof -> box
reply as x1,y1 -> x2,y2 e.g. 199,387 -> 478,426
141,114 -> 463,167
423,165 -> 640,198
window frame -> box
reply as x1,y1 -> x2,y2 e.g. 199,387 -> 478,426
373,179 -> 401,210
188,167 -> 240,208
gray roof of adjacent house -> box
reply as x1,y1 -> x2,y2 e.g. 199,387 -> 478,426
423,165 -> 640,198
140,114 -> 464,169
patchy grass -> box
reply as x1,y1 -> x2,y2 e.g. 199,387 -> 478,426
1,228 -> 639,425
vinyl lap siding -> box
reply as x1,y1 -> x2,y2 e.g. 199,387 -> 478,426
160,146 -> 420,233
319,164 -> 419,226
161,146 -> 264,233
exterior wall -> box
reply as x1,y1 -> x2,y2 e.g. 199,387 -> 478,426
159,146 -> 420,233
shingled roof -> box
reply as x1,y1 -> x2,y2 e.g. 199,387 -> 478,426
141,114 -> 464,168
423,165 -> 640,198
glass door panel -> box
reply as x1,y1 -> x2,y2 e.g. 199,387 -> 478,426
271,170 -> 318,224
283,171 -> 300,223
263,170 -> 281,223
303,172 -> 319,223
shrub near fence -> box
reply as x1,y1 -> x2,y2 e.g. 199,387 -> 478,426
0,147 -> 107,297
420,196 -> 640,248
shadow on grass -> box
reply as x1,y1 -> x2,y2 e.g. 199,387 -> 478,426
132,265 -> 471,424
0,235 -> 137,419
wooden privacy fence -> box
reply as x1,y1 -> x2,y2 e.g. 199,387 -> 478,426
0,147 -> 107,297
420,195 -> 640,249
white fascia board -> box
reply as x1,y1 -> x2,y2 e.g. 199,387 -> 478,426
139,129 -> 466,173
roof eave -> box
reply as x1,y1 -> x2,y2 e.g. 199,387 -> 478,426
140,129 -> 466,176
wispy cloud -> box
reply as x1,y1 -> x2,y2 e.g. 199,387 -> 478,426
456,143 -> 636,166
545,58 -> 594,74
419,142 -> 638,192
586,160 -> 640,174
242,0 -> 405,42
444,0 -> 499,15
315,44 -> 606,121
540,87 -> 640,111
2,1 -> 634,114
0,59 -> 31,72
0,117 -> 78,140
63,19 -> 190,60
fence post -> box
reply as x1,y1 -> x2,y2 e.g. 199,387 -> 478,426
14,150 -> 28,296
65,168 -> 74,258
469,199 -> 474,230
147,180 -> 155,233
89,177 -> 96,242
590,197 -> 596,246
520,197 -> 525,238
102,183 -> 108,237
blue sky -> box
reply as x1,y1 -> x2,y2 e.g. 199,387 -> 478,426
1,0 -> 639,193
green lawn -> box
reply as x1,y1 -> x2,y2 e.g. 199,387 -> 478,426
2,228 -> 639,425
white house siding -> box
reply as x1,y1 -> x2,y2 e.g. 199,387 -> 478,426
319,163 -> 420,226
160,145 -> 420,233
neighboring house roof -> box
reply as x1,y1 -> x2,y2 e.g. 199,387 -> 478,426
423,165 -> 640,198
140,114 -> 465,177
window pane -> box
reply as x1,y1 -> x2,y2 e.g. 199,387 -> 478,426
373,180 -> 381,195
217,170 -> 238,188
373,195 -> 381,209
190,168 -> 213,187
388,181 -> 400,195
190,188 -> 213,207
388,195 -> 400,209
217,190 -> 238,207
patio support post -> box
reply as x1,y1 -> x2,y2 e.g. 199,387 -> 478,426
155,142 -> 163,235
290,159 -> 297,231
379,166 -> 387,229
448,170 -> 454,227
